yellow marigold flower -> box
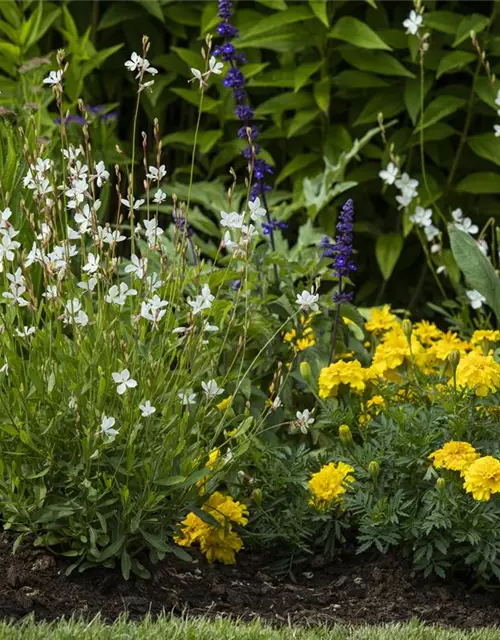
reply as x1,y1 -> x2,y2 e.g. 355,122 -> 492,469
283,329 -> 296,343
428,441 -> 479,476
199,527 -> 243,564
206,448 -> 220,469
296,328 -> 316,351
367,395 -> 385,411
471,330 -> 500,347
371,325 -> 425,376
463,456 -> 500,501
427,331 -> 469,363
364,305 -> 399,334
217,395 -> 233,411
308,461 -> 355,509
413,320 -> 443,345
204,491 -> 249,527
452,350 -> 500,396
318,360 -> 367,399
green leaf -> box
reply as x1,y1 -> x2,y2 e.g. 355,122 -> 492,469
354,90 -> 404,125
330,17 -> 391,51
449,226 -> 500,320
404,75 -> 433,125
97,534 -> 125,562
424,11 -> 462,35
244,5 -> 314,38
81,44 -> 123,79
456,172 -> 500,194
170,88 -> 220,113
436,51 -> 476,78
172,47 -> 202,70
237,27 -> 309,52
313,77 -> 330,114
98,4 -> 143,30
121,548 -> 131,580
293,60 -> 323,92
256,91 -> 314,116
135,0 -> 164,22
375,233 -> 403,281
339,48 -> 415,78
0,41 -> 20,62
248,69 -> 295,88
453,14 -> 490,48
332,70 -> 390,89
474,76 -> 500,110
415,95 -> 466,132
309,0 -> 329,27
276,154 -> 319,185
255,0 -> 288,8
288,109 -> 320,137
162,130 -> 223,155
468,133 -> 500,167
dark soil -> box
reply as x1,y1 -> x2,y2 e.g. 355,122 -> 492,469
1,534 -> 500,628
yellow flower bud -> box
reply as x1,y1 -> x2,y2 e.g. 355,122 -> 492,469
339,424 -> 353,445
251,488 -> 263,507
447,349 -> 461,372
402,319 -> 413,342
300,361 -> 313,384
368,460 -> 380,480
436,477 -> 446,490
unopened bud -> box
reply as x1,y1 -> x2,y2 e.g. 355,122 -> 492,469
251,488 -> 262,507
402,319 -> 413,342
448,349 -> 461,372
368,460 -> 380,480
436,477 -> 446,490
300,361 -> 313,385
339,424 -> 353,445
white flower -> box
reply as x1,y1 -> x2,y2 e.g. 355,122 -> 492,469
424,225 -> 439,242
43,70 -> 63,86
146,165 -> 167,182
0,232 -> 21,265
403,10 -> 423,35
153,189 -> 166,204
188,284 -> 214,315
293,409 -> 315,434
220,210 -> 244,229
270,396 -> 282,411
62,298 -> 88,327
65,178 -> 88,209
189,67 -> 207,89
0,359 -> 8,375
124,52 -> 143,72
2,283 -> 29,307
477,239 -> 489,256
455,216 -> 478,235
494,125 -> 500,137
0,207 -> 12,228
296,290 -> 319,312
112,369 -> 138,395
202,379 -> 225,400
15,326 -> 36,338
25,242 -> 43,268
178,392 -> 197,406
495,90 -> 500,107
142,59 -> 158,76
436,265 -> 447,275
105,282 -> 137,306
379,162 -> 399,185
466,289 -> 486,309
7,268 -> 25,287
124,253 -> 147,279
83,253 -> 100,274
140,295 -> 169,326
146,272 -> 164,292
101,415 -> 118,437
139,400 -> 156,417
451,208 -> 464,223
395,173 -> 419,196
248,197 -> 266,221
203,321 -> 219,333
395,192 -> 414,209
43,284 -> 58,300
78,277 -> 97,292
221,231 -> 237,252
410,206 -> 433,228
94,161 -> 110,187
207,56 -> 224,76
121,197 -> 145,210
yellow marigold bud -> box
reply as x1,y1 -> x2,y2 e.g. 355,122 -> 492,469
251,488 -> 263,507
402,319 -> 413,342
447,349 -> 461,372
436,477 -> 446,490
339,424 -> 353,445
300,361 -> 313,384
368,460 -> 380,480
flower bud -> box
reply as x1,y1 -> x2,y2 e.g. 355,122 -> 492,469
251,488 -> 262,507
300,361 -> 313,385
339,424 -> 353,445
402,319 -> 413,342
436,477 -> 446,490
368,460 -> 380,480
448,349 -> 460,372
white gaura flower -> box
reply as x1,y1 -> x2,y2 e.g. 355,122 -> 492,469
67,225 -> 81,241
189,67 -> 207,89
101,415 -> 118,437
403,9 -> 423,35
15,326 -> 36,338
2,283 -> 29,308
25,242 -> 43,268
83,253 -> 100,274
62,298 -> 89,328
124,254 -> 147,279
7,268 -> 25,287
63,145 -> 83,162
188,284 -> 214,315
296,290 -> 319,312
178,391 -> 197,406
139,400 -> 156,417
270,396 -> 282,411
293,409 -> 315,434
248,197 -> 266,221
42,285 -> 58,300
0,231 -> 21,266
220,210 -> 244,229
0,207 -> 12,228
203,321 -> 219,333
65,178 -> 88,209
379,162 -> 399,185
466,289 -> 486,310
202,379 -> 225,400
146,165 -> 167,182
153,189 -> 166,204
78,277 -> 97,292
121,196 -> 145,210
410,206 -> 432,228
146,272 -> 164,292
103,228 -> 127,245
124,52 -> 143,73
43,70 -> 63,86
141,58 -> 158,76
94,161 -> 110,187
105,282 -> 137,306
112,369 -> 138,395
140,296 -> 169,327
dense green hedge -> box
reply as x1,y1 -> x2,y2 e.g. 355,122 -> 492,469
1,0 -> 500,313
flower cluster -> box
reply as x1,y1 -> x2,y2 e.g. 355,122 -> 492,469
175,492 -> 249,564
323,199 -> 356,304
308,461 -> 355,509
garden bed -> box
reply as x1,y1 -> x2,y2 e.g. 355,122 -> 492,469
1,535 -> 499,630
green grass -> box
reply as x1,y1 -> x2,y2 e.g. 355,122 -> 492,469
1,616 -> 500,640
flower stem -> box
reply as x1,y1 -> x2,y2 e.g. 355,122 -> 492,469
328,276 -> 342,365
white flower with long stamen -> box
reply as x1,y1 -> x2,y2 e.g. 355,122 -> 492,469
202,379 -> 225,400
124,52 -> 143,73
467,290 -> 486,310
146,165 -> 166,182
220,210 -> 244,229
139,400 -> 156,417
62,298 -> 89,328
206,56 -> 224,77
178,391 -> 197,406
403,10 -> 423,35
188,284 -> 214,315
94,161 -> 110,187
189,67 -> 207,89
379,162 -> 399,185
105,282 -> 137,306
293,409 -> 315,434
43,70 -> 63,86
248,197 -> 266,221
83,253 -> 100,274
43,285 -> 58,300
296,290 -> 319,312
124,254 -> 147,279
65,178 -> 88,209
140,295 -> 169,327
112,369 -> 137,395
142,59 -> 158,76
2,283 -> 29,308
15,326 -> 36,338
101,415 -> 118,437
0,208 -> 12,228
78,277 -> 97,292
153,189 -> 166,204
146,272 -> 164,292
121,196 -> 145,210
103,228 -> 127,245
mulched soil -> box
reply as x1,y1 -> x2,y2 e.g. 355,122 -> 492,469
1,534 -> 500,629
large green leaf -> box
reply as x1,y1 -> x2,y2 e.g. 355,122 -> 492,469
309,0 -> 329,27
243,5 -> 314,38
456,172 -> 500,194
468,134 -> 500,167
424,11 -> 462,35
415,95 -> 466,132
436,51 -> 476,78
449,226 -> 500,320
355,90 -> 405,125
375,233 -> 403,281
339,48 -> 415,78
453,14 -> 490,47
332,70 -> 390,89
293,60 -> 323,92
330,17 -> 391,50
